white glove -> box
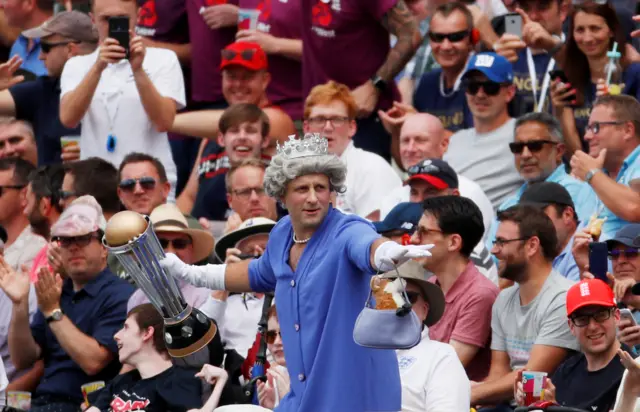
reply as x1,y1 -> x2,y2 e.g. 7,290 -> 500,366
160,253 -> 227,290
374,241 -> 434,272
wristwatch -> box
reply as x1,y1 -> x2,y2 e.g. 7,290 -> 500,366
548,34 -> 565,55
45,309 -> 64,324
585,168 -> 601,184
371,75 -> 387,92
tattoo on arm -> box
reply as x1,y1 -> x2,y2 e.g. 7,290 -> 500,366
378,0 -> 422,83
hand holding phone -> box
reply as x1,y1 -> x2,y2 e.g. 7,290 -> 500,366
620,308 -> 638,326
108,16 -> 130,59
504,13 -> 523,38
588,242 -> 609,282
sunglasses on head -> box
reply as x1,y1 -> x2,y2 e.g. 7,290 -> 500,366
221,49 -> 256,62
52,232 -> 99,248
463,80 -> 507,96
608,248 -> 640,260
265,330 -> 282,344
407,162 -> 441,177
159,237 -> 192,250
509,140 -> 558,154
118,177 -> 157,192
428,30 -> 470,43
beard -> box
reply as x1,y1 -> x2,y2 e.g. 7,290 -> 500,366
29,210 -> 50,239
499,259 -> 528,283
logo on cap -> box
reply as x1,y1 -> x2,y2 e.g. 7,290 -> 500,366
580,283 -> 590,297
475,55 -> 495,67
401,222 -> 414,231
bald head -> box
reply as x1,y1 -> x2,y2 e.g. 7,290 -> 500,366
399,113 -> 448,170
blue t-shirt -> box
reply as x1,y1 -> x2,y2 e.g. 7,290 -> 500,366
511,49 -> 555,117
413,68 -> 473,133
10,36 -> 47,77
9,76 -> 81,165
248,206 -> 401,412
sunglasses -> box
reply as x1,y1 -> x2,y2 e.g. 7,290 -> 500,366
608,248 -> 640,260
508,140 -> 558,154
463,80 -> 508,96
585,121 -> 625,135
159,237 -> 192,250
265,330 -> 282,344
428,30 -> 470,43
221,49 -> 256,62
406,291 -> 421,305
119,177 -> 157,192
0,184 -> 25,196
570,308 -> 613,327
40,41 -> 77,53
52,232 -> 100,248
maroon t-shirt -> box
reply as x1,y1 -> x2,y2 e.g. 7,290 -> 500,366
136,0 -> 189,44
301,0 -> 400,111
186,0 -> 238,103
240,0 -> 303,120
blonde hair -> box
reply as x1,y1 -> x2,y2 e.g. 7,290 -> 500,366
304,81 -> 357,120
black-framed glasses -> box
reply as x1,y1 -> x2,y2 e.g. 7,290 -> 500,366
41,41 -> 77,54
570,308 -> 614,327
428,30 -> 470,43
509,140 -> 559,154
492,237 -> 531,248
608,248 -> 640,260
119,177 -> 157,192
0,184 -> 25,196
232,187 -> 266,200
585,121 -> 626,135
407,161 -> 441,177
463,80 -> 508,96
306,116 -> 350,128
221,48 -> 256,63
265,330 -> 282,344
159,237 -> 192,250
52,232 -> 100,248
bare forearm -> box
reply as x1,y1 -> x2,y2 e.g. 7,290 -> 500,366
471,370 -> 517,405
0,90 -> 16,116
615,389 -> 638,412
49,316 -> 112,376
169,110 -> 223,138
7,360 -> 44,392
144,39 -> 191,65
557,108 -> 582,156
378,0 -> 422,82
200,375 -> 228,412
590,174 -> 640,221
224,260 -> 254,292
8,302 -> 40,370
60,63 -> 104,129
133,69 -> 177,132
273,38 -> 302,61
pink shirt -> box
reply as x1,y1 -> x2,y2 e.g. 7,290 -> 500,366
428,261 -> 499,381
29,244 -> 53,283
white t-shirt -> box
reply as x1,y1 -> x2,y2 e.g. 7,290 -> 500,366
336,141 -> 402,217
444,118 -> 524,209
396,328 -> 470,412
60,47 -> 185,194
377,176 -> 495,240
0,356 -> 7,406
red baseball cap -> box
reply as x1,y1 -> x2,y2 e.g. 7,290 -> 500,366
220,42 -> 268,71
566,279 -> 616,317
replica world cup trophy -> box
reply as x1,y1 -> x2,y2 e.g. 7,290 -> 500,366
102,211 -> 216,362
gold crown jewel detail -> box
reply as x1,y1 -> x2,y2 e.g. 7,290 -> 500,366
276,133 -> 329,159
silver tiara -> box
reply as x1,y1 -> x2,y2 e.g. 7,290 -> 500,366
276,133 -> 329,159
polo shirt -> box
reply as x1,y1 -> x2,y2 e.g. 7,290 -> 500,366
10,36 -> 47,76
428,261 -> 499,381
553,234 -> 580,281
30,268 -> 134,402
59,47 -> 185,193
9,76 -> 80,165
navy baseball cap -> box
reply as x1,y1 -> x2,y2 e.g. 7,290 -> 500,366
405,159 -> 459,189
463,52 -> 513,84
605,223 -> 640,250
519,182 -> 575,209
373,202 -> 423,234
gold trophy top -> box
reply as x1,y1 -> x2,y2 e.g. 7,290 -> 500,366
104,210 -> 149,246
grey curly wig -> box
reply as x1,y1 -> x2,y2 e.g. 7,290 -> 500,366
264,153 -> 347,199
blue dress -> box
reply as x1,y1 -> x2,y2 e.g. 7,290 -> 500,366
249,206 -> 401,412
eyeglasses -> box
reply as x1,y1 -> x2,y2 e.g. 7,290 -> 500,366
265,330 -> 282,344
0,184 -> 25,196
407,162 -> 442,177
159,237 -> 192,250
608,248 -> 640,260
52,232 -> 100,248
463,80 -> 507,96
428,30 -> 470,43
406,291 -> 421,305
509,140 -> 558,154
221,48 -> 256,62
585,121 -> 625,135
306,116 -> 350,127
492,237 -> 531,248
570,308 -> 614,327
40,41 -> 77,54
232,187 -> 266,200
119,177 -> 157,192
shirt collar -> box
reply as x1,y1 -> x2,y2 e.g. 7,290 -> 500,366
619,145 -> 640,179
339,141 -> 355,161
63,267 -> 112,297
556,230 -> 576,259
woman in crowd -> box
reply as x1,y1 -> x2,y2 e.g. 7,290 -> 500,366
550,0 -> 640,156
256,305 -> 289,410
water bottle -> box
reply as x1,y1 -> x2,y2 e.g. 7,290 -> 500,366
605,43 -> 623,95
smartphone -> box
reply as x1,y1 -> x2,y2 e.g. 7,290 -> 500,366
108,16 -> 130,58
549,69 -> 569,84
589,242 -> 609,282
504,13 -> 522,38
620,309 -> 638,325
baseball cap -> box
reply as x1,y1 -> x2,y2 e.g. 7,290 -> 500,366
605,223 -> 640,251
373,202 -> 423,234
519,182 -> 575,209
51,195 -> 107,238
405,159 -> 458,189
220,42 -> 268,71
566,279 -> 616,317
463,52 -> 513,84
23,11 -> 98,43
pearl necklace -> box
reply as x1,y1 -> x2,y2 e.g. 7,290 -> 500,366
293,233 -> 311,244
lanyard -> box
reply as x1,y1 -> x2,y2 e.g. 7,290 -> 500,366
526,48 -> 555,113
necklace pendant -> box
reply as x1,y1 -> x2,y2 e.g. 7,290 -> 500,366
107,134 -> 117,153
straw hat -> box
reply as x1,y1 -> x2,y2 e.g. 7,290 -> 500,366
215,217 -> 276,261
149,204 -> 214,263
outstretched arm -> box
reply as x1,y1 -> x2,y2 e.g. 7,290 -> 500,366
161,254 -> 254,292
